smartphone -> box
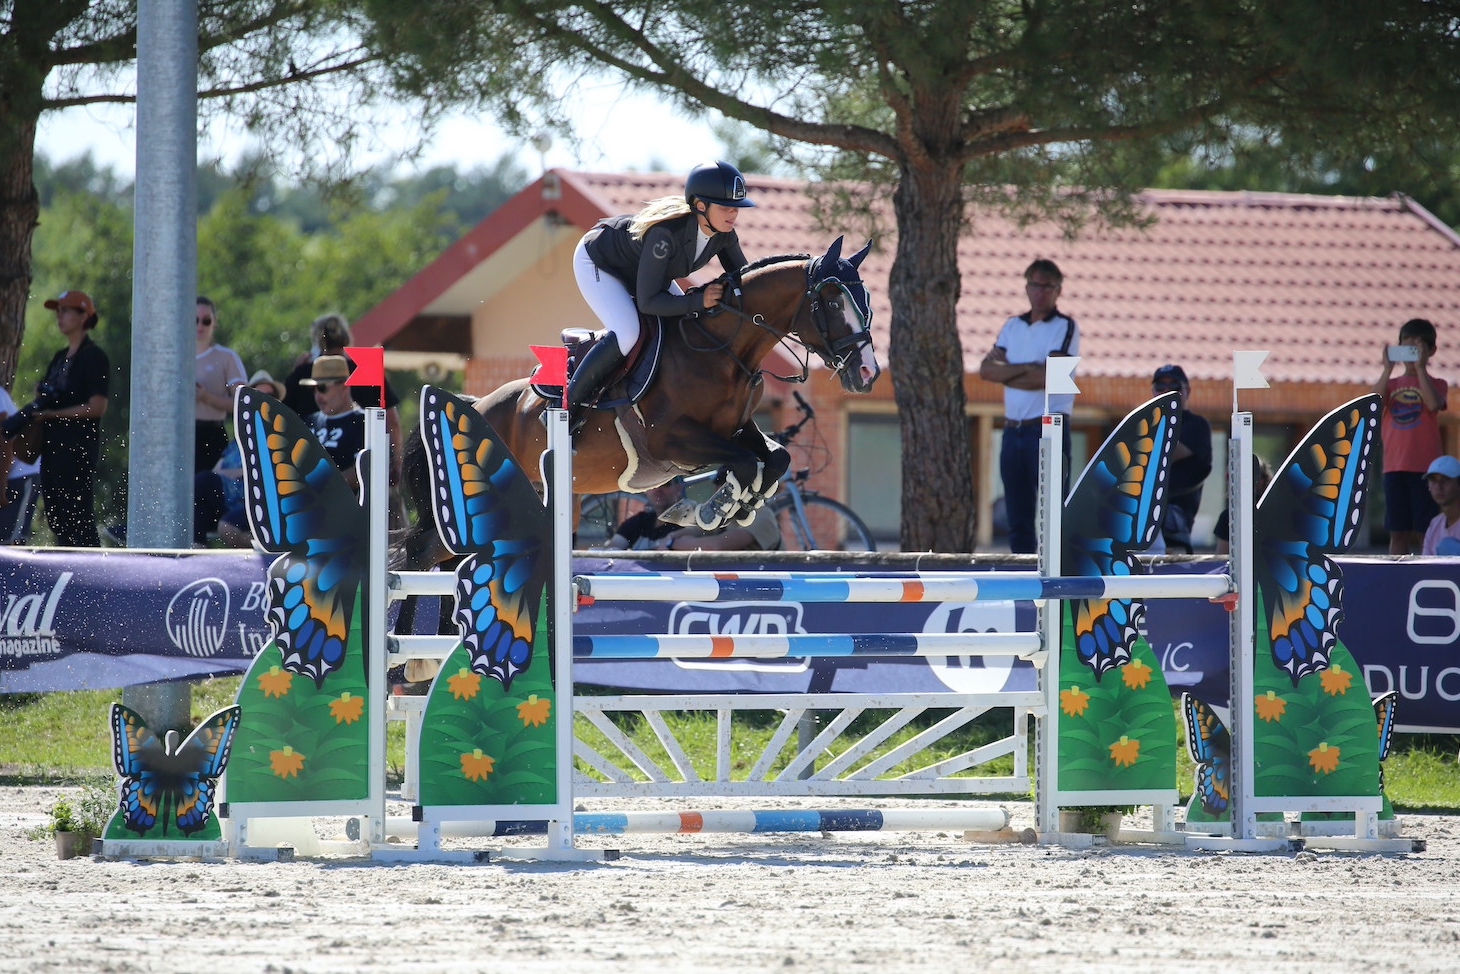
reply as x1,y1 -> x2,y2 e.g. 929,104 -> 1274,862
1388,345 -> 1420,363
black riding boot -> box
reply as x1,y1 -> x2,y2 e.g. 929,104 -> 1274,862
566,332 -> 625,434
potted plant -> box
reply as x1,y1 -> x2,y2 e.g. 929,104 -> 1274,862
1058,805 -> 1131,841
48,783 -> 113,859
50,798 -> 89,859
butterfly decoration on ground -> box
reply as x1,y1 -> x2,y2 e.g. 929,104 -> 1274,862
1182,693 -> 1231,818
420,386 -> 551,691
1253,396 -> 1379,686
111,703 -> 242,837
1062,395 -> 1180,679
235,387 -> 370,687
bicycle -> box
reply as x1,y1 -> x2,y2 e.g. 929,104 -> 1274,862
576,392 -> 876,552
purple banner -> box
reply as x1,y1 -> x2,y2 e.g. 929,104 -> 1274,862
3,548 -> 1458,733
0,548 -> 273,693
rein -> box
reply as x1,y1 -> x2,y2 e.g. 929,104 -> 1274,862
681,258 -> 867,386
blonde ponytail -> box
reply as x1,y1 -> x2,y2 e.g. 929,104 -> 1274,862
629,196 -> 692,239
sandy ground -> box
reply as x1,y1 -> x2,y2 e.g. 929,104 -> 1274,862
2,786 -> 1458,974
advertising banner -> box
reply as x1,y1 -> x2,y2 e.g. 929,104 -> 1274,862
3,548 -> 1458,733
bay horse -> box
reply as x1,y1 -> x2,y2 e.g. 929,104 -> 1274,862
397,235 -> 880,575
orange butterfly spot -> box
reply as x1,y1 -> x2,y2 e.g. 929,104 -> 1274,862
1308,742 -> 1341,775
517,694 -> 552,727
1320,665 -> 1354,696
1121,658 -> 1153,690
258,666 -> 293,699
1255,691 -> 1287,723
461,748 -> 496,782
270,746 -> 306,779
447,669 -> 482,701
1060,686 -> 1091,718
330,692 -> 365,725
1109,736 -> 1141,768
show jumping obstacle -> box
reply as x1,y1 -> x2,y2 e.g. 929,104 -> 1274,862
95,359 -> 1420,860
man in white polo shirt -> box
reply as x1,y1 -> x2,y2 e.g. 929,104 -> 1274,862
978,258 -> 1080,553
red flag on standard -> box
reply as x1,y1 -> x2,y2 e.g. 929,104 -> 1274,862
344,346 -> 385,387
531,345 -> 569,389
344,345 -> 386,408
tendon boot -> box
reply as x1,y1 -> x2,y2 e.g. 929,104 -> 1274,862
566,332 -> 625,435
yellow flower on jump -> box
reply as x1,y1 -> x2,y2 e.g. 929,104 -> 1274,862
517,694 -> 552,727
1308,742 -> 1341,775
1121,658 -> 1153,690
461,748 -> 496,782
1320,665 -> 1354,696
270,746 -> 306,779
329,692 -> 365,725
258,665 -> 293,699
1060,686 -> 1091,717
447,668 -> 482,701
1109,736 -> 1141,767
1255,690 -> 1287,723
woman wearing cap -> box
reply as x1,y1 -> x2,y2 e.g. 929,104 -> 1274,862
33,289 -> 110,547
194,296 -> 248,472
567,160 -> 755,432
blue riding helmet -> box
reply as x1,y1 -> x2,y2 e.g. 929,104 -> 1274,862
686,161 -> 755,208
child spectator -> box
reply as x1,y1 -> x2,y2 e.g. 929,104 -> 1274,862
1422,456 -> 1460,556
1372,318 -> 1448,555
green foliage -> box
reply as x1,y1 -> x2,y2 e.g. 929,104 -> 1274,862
21,154 -> 518,532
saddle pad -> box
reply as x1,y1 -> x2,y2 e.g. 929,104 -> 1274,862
529,316 -> 665,407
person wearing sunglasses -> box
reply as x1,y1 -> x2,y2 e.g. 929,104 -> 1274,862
194,295 -> 248,472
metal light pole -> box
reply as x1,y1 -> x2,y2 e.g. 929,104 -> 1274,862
122,0 -> 198,731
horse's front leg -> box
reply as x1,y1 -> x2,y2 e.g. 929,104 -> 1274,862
650,421 -> 772,530
727,425 -> 789,525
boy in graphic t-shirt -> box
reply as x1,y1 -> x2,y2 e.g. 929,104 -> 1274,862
1373,318 -> 1448,554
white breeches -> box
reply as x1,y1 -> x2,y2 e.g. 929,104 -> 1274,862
574,238 -> 685,351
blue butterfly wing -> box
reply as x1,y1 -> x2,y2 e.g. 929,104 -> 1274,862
170,706 -> 242,835
236,389 -> 369,687
1063,396 -> 1180,678
1254,396 -> 1380,685
111,703 -> 163,834
421,386 -> 550,690
1181,694 -> 1231,817
1373,690 -> 1397,763
109,704 -> 241,837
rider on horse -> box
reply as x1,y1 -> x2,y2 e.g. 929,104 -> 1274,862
567,160 -> 757,433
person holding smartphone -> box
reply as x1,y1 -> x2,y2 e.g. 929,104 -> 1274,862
1372,317 -> 1448,554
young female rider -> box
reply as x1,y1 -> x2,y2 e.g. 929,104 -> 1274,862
567,160 -> 755,431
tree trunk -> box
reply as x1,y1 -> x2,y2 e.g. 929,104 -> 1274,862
888,160 -> 976,552
0,58 -> 44,391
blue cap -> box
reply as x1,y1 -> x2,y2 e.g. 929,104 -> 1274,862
1426,456 -> 1460,479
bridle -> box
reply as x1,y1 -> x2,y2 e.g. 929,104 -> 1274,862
682,257 -> 874,385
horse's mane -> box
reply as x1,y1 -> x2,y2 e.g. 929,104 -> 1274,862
741,253 -> 810,275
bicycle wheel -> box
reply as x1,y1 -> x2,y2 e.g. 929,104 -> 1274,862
769,492 -> 876,551
576,491 -> 643,548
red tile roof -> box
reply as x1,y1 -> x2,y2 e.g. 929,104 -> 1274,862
362,170 -> 1460,388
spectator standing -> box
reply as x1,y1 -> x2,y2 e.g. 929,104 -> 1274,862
978,258 -> 1079,553
300,355 -> 366,493
1372,318 -> 1448,555
193,296 -> 248,473
33,290 -> 109,547
0,384 -> 41,543
285,313 -> 403,488
1422,456 -> 1460,556
1152,364 -> 1212,553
